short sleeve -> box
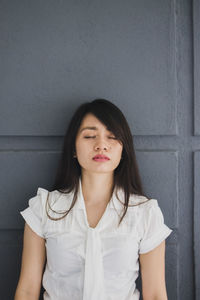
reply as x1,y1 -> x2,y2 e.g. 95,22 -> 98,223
20,187 -> 49,238
139,199 -> 173,254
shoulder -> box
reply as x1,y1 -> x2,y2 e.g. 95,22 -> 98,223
128,195 -> 167,231
127,194 -> 162,221
27,187 -> 72,211
128,193 -> 158,209
44,189 -> 74,213
26,187 -> 49,209
113,189 -> 158,212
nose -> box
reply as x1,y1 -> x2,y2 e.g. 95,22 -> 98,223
94,138 -> 110,151
94,145 -> 108,151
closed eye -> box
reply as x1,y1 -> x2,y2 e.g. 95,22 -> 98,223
84,136 -> 117,139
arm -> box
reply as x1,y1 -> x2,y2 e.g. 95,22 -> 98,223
14,222 -> 46,300
139,240 -> 168,300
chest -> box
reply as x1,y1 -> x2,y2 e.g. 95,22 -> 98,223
45,229 -> 139,273
44,207 -> 141,275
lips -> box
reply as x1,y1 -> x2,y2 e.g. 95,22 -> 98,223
93,154 -> 110,160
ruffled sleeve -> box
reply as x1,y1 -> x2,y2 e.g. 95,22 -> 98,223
20,187 -> 49,238
139,199 -> 173,254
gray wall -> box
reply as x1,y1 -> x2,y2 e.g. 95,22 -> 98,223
0,0 -> 197,299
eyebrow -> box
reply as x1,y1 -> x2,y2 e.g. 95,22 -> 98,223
79,126 -> 98,133
79,126 -> 109,133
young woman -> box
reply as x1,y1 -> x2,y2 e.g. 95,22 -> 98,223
15,98 -> 173,300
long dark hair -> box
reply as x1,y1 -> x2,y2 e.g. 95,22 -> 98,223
46,98 -> 150,226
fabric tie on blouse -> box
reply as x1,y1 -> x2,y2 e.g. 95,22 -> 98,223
83,227 -> 106,300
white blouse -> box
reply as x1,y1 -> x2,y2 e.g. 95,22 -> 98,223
20,177 -> 173,300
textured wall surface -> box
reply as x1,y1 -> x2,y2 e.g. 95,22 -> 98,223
0,0 -> 197,299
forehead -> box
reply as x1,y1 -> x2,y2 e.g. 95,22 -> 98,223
79,113 -> 109,131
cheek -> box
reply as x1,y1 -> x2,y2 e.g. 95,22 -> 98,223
75,142 -> 92,167
75,140 -> 86,157
114,145 -> 123,159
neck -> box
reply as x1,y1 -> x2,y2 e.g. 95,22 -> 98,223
80,173 -> 114,205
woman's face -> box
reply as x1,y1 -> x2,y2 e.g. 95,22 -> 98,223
75,113 -> 123,176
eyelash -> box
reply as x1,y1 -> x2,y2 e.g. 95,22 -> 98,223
84,136 -> 117,140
